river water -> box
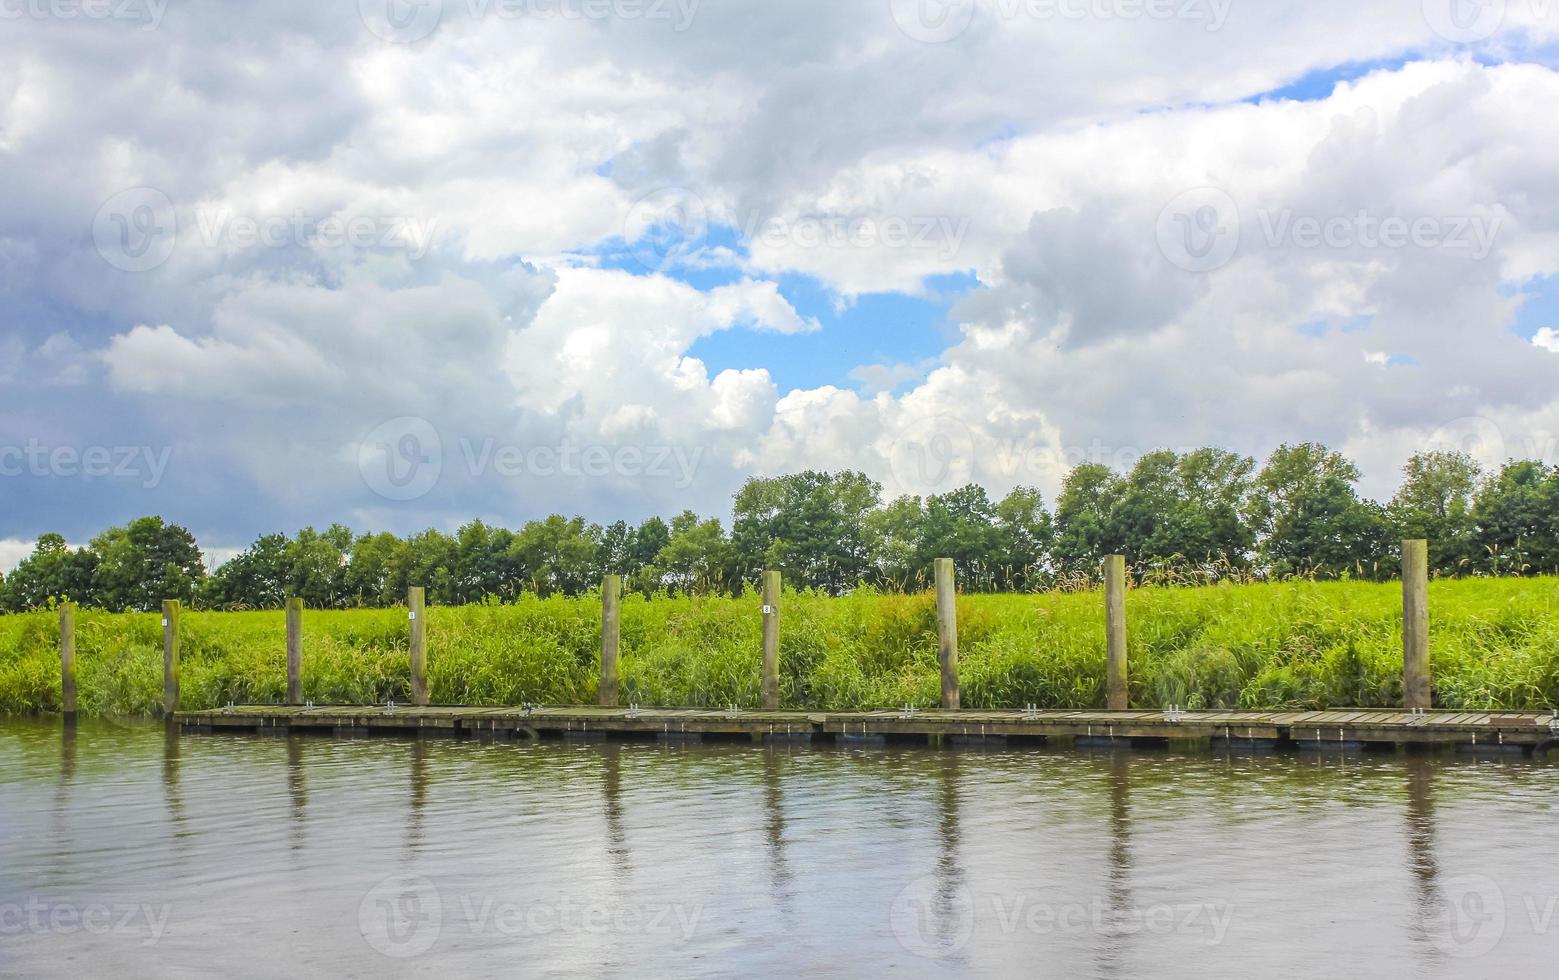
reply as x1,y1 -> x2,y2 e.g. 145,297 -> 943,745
2,721 -> 1556,978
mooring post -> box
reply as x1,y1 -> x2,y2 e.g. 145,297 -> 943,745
163,599 -> 181,716
1403,539 -> 1431,710
935,558 -> 960,710
286,597 -> 304,706
60,603 -> 77,723
408,586 -> 428,706
600,575 -> 621,707
762,570 -> 782,711
1104,555 -> 1129,711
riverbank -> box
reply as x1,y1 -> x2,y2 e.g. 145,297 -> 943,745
3,579 -> 1557,717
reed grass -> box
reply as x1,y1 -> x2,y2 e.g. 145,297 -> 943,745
2,579 -> 1556,718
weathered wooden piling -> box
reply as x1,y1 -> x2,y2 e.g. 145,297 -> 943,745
408,587 -> 428,707
162,600 -> 181,716
286,597 -> 304,706
60,603 -> 77,723
1402,539 -> 1431,710
1104,555 -> 1129,711
600,575 -> 621,708
762,570 -> 782,711
935,558 -> 960,710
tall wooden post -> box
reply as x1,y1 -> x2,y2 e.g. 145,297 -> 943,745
935,558 -> 960,710
1403,539 -> 1431,711
162,600 -> 181,716
600,575 -> 621,707
761,570 -> 782,711
1104,555 -> 1129,711
286,598 -> 304,706
60,604 -> 77,723
408,587 -> 428,706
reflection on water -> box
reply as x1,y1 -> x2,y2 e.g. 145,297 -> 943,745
1,721 -> 1557,979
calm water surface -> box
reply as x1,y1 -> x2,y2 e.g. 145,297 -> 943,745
2,721 -> 1557,978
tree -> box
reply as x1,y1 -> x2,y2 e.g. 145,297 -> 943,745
202,532 -> 290,609
1249,444 -> 1389,578
920,485 -> 1001,589
509,516 -> 598,597
90,517 -> 205,611
1111,449 -> 1255,577
1052,463 -> 1124,577
1471,460 -> 1559,575
730,470 -> 882,592
0,534 -> 98,612
284,525 -> 351,608
864,495 -> 927,591
993,487 -> 1054,590
1390,451 -> 1482,575
449,521 -> 518,603
344,532 -> 405,607
653,511 -> 731,595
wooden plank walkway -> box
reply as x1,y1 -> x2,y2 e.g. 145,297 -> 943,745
175,705 -> 1559,750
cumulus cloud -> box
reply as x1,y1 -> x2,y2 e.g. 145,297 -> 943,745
6,3 -> 1559,548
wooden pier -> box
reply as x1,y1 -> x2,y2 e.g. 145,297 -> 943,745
175,704 -> 1559,754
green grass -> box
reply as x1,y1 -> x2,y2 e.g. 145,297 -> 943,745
3,579 -> 1558,718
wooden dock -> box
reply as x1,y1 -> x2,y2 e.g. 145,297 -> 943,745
175,705 -> 1559,753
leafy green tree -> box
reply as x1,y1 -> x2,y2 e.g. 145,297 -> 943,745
202,532 -> 290,609
344,531 -> 405,607
731,470 -> 882,592
920,485 -> 1001,589
863,495 -> 927,591
449,521 -> 518,602
653,511 -> 731,595
1111,449 -> 1255,576
593,520 -> 636,580
0,534 -> 98,611
285,525 -> 351,608
1390,451 -> 1482,575
1249,444 -> 1389,578
1471,460 -> 1559,575
509,516 -> 598,597
1053,463 -> 1124,577
994,487 -> 1054,590
389,529 -> 458,604
90,517 -> 205,611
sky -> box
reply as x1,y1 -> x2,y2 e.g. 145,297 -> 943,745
3,0 -> 1559,570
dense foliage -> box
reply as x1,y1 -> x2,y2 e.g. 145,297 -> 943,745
3,580 -> 1556,717
4,445 -> 1559,613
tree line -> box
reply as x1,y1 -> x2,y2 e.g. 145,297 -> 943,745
3,443 -> 1556,614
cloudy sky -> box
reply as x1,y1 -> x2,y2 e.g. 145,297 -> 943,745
3,0 -> 1559,567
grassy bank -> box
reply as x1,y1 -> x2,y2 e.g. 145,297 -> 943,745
2,579 -> 1558,718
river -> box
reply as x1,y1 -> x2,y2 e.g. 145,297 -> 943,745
2,721 -> 1555,978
